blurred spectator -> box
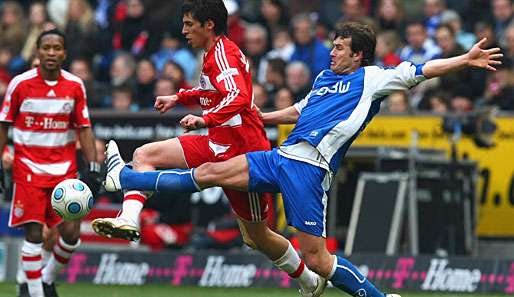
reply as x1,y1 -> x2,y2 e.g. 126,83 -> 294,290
70,58 -> 109,108
244,24 -> 269,80
63,0 -> 98,65
451,91 -> 474,112
491,0 -> 514,49
474,22 -> 500,49
114,0 -> 162,58
290,13 -> 331,78
376,0 -> 405,38
426,91 -> 451,113
135,58 -> 157,108
110,51 -> 137,92
375,31 -> 401,67
151,31 -> 197,83
0,1 -> 27,55
0,46 -> 11,98
399,21 -> 441,64
264,58 -> 287,97
161,61 -> 192,91
286,61 -> 311,101
274,87 -> 295,110
339,0 -> 368,23
257,28 -> 294,83
471,22 -> 500,97
0,45 -> 24,77
252,82 -> 270,109
424,0 -> 446,37
440,9 -> 476,50
435,24 -> 472,97
46,0 -> 68,28
505,25 -> 514,62
111,84 -> 137,111
386,91 -> 410,113
259,0 -> 290,46
225,0 -> 245,49
153,78 -> 177,98
20,2 -> 48,62
483,57 -> 514,111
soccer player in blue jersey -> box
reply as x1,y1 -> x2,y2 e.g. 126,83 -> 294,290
100,22 -> 502,297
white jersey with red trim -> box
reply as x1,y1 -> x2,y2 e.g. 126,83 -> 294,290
176,36 -> 270,159
0,68 -> 91,187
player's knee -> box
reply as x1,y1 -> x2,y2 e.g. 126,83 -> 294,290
302,251 -> 326,275
132,146 -> 148,165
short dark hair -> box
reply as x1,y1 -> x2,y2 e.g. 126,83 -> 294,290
182,0 -> 227,35
333,22 -> 376,66
36,29 -> 66,49
436,23 -> 455,36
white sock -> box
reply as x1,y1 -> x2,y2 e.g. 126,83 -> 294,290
42,237 -> 81,284
21,241 -> 44,297
272,242 -> 317,292
120,190 -> 146,224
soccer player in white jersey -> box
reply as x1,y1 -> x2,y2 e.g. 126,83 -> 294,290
0,29 -> 100,297
102,22 -> 502,297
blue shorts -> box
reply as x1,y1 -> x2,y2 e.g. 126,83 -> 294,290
246,149 -> 331,237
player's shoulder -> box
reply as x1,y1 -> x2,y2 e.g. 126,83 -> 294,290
9,68 -> 39,87
217,36 -> 242,57
60,69 -> 85,86
5,68 -> 38,95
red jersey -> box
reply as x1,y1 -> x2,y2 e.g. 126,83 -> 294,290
0,68 -> 91,187
177,36 -> 270,158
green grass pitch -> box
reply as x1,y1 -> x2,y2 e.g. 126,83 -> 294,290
0,282 -> 513,297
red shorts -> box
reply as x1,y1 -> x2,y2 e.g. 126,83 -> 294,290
9,183 -> 62,228
178,135 -> 269,222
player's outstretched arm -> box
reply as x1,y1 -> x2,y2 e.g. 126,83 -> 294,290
261,106 -> 300,125
154,94 -> 179,113
422,38 -> 502,79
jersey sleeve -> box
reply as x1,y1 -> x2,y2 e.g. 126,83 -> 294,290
72,82 -> 92,127
201,47 -> 250,127
176,87 -> 202,105
364,62 -> 427,100
0,79 -> 21,123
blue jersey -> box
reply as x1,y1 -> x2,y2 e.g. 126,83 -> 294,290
280,61 -> 426,173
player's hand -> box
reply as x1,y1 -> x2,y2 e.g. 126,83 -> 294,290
179,114 -> 206,132
81,161 -> 102,196
467,38 -> 503,71
154,95 -> 179,113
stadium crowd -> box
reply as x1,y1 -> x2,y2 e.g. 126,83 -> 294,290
0,0 -> 513,115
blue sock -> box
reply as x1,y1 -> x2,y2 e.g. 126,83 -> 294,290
329,256 -> 385,297
119,166 -> 201,193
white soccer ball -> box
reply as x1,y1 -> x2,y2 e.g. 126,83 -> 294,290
51,179 -> 94,220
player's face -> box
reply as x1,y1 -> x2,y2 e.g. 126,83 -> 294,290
330,37 -> 361,74
37,34 -> 66,71
182,13 -> 209,49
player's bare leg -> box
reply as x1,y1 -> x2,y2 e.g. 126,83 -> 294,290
297,231 -> 401,297
239,220 -> 326,297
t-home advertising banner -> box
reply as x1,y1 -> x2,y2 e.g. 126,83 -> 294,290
57,250 -> 514,293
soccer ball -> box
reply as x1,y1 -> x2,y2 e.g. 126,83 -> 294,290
51,179 -> 94,220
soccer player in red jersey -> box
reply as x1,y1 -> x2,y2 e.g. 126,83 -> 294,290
0,30 -> 100,297
92,1 -> 325,295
